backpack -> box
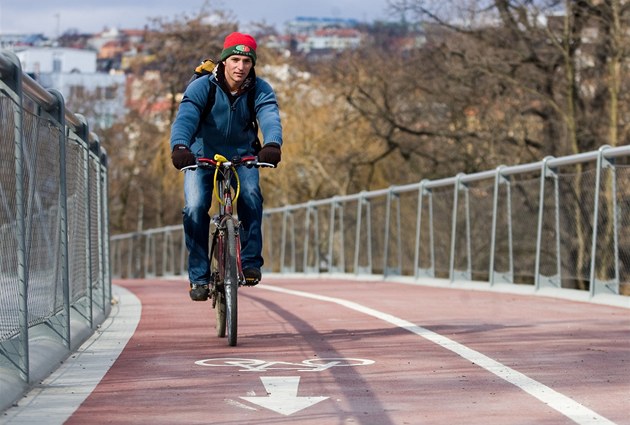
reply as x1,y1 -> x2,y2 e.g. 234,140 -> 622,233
189,59 -> 261,153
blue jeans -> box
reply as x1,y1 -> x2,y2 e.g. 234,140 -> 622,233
183,166 -> 264,284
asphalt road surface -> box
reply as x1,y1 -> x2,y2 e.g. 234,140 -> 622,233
3,276 -> 629,425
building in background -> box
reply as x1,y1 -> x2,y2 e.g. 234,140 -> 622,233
14,47 -> 126,129
0,33 -> 49,49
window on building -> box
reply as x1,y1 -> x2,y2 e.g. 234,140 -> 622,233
105,86 -> 117,100
69,85 -> 84,99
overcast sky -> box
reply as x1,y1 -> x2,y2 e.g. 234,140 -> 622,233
1,0 -> 396,37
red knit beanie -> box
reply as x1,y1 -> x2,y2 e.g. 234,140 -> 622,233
220,32 -> 257,65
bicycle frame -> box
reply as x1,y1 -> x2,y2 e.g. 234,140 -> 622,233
210,168 -> 245,287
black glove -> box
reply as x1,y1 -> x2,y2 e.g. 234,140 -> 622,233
171,144 -> 196,170
258,144 -> 281,166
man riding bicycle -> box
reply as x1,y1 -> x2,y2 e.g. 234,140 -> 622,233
169,32 -> 283,301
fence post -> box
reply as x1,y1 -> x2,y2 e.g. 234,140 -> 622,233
303,203 -> 314,273
327,198 -> 345,273
535,156 -> 554,290
353,194 -> 365,275
414,180 -> 427,279
383,189 -> 392,277
48,88 -> 71,348
101,150 -> 112,302
280,209 -> 296,273
0,51 -> 29,381
449,174 -> 464,282
92,136 -> 108,315
590,145 -> 619,296
489,166 -> 503,285
353,193 -> 372,275
75,114 -> 95,327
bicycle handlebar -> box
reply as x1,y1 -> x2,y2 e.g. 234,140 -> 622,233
180,154 -> 275,206
180,154 -> 276,171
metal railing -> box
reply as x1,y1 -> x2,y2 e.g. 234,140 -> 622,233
0,50 -> 111,411
111,146 -> 630,303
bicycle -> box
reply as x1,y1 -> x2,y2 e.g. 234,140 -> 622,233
182,154 -> 274,346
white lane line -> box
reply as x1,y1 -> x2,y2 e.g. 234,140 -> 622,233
1,285 -> 142,425
259,284 -> 616,425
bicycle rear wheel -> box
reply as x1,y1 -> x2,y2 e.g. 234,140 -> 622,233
224,219 -> 238,346
211,231 -> 226,338
214,288 -> 226,337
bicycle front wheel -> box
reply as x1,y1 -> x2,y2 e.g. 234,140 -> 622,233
224,219 -> 238,346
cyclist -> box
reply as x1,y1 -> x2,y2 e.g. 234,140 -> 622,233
169,32 -> 283,301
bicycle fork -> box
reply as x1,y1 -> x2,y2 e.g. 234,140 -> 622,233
210,217 -> 246,292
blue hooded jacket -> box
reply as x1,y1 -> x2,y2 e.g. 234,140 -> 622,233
170,71 -> 283,159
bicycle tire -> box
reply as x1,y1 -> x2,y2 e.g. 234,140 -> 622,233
224,219 -> 238,346
211,232 -> 226,338
214,288 -> 226,337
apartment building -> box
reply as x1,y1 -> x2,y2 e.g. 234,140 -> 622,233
15,47 -> 126,129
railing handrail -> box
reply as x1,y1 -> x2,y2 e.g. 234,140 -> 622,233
109,143 -> 630,312
264,145 -> 630,214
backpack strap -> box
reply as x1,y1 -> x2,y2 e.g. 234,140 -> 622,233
200,80 -> 217,126
193,79 -> 216,135
246,85 -> 261,153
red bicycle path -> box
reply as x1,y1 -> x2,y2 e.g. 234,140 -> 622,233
6,276 -> 630,424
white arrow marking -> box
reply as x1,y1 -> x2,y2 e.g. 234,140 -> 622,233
241,376 -> 328,415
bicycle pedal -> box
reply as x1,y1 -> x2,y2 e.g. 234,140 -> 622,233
243,278 -> 260,287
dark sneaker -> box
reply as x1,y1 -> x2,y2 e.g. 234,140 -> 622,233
243,268 -> 261,286
189,283 -> 209,301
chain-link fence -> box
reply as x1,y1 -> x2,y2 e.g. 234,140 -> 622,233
0,50 -> 110,410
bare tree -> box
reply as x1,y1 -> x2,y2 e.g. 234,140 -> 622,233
389,0 -> 630,155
